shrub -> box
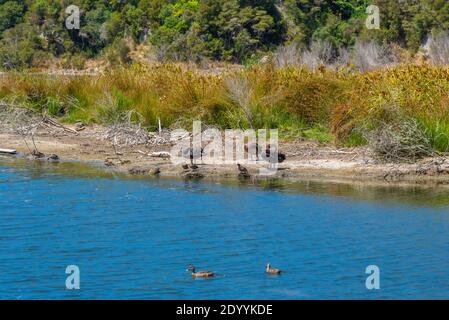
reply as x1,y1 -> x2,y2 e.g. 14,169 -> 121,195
273,43 -> 300,68
300,40 -> 334,70
351,41 -> 395,72
45,96 -> 65,116
426,33 -> 449,66
224,75 -> 254,128
105,39 -> 132,65
362,106 -> 434,163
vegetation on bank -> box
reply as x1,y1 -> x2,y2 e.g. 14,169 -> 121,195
1,1 -> 448,164
0,62 -> 448,159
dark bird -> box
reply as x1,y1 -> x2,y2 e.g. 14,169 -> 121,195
245,143 -> 286,163
264,144 -> 286,164
278,153 -> 286,163
237,163 -> 250,178
186,266 -> 214,278
47,154 -> 59,162
182,146 -> 204,166
265,263 -> 282,275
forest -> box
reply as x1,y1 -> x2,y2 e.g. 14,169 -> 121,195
1,0 -> 449,69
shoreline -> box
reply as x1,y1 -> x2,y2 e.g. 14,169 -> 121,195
1,124 -> 449,187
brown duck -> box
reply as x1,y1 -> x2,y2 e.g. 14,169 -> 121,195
265,263 -> 282,275
187,266 -> 214,278
237,163 -> 250,178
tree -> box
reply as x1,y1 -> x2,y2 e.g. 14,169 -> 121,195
0,0 -> 25,33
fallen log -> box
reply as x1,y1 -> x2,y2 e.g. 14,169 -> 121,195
0,148 -> 17,154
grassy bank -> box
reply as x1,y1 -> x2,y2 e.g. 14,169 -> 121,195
0,63 -> 448,155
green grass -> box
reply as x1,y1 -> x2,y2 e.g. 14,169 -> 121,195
343,131 -> 367,147
302,125 -> 335,144
420,119 -> 449,153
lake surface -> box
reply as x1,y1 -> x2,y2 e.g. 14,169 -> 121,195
0,156 -> 448,299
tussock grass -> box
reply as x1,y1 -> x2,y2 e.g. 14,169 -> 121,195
0,63 -> 448,155
361,106 -> 434,162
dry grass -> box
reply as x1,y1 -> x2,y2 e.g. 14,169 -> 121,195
426,33 -> 449,66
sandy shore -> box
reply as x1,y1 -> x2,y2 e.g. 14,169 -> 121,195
1,123 -> 449,186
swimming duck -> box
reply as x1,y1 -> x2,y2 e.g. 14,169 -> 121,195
186,266 -> 214,278
265,263 -> 282,275
237,163 -> 250,178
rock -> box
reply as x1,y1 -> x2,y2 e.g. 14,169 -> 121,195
75,122 -> 86,131
128,167 -> 147,175
415,158 -> 448,176
105,159 -> 115,167
128,167 -> 161,176
182,171 -> 205,180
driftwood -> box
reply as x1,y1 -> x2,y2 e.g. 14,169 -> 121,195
0,148 -> 17,154
43,117 -> 78,135
135,150 -> 171,159
150,151 -> 171,158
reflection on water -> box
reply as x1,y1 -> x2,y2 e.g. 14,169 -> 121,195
0,156 -> 448,299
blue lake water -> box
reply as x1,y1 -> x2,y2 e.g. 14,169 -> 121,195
0,156 -> 448,300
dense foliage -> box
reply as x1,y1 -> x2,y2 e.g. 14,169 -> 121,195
1,0 -> 449,68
